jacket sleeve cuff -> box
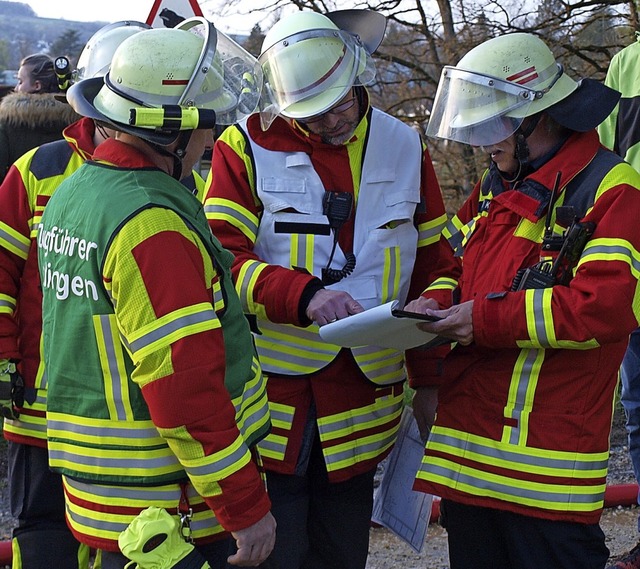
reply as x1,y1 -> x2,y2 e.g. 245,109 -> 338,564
207,480 -> 272,533
474,293 -> 516,346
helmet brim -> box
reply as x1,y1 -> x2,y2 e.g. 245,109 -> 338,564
66,78 -> 180,145
546,78 -> 620,132
326,9 -> 386,54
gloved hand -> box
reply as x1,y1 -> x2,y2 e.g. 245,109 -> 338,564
0,359 -> 23,420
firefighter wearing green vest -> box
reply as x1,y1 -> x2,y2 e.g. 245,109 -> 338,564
37,18 -> 275,569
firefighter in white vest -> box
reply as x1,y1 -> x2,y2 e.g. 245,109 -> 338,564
202,9 -> 458,569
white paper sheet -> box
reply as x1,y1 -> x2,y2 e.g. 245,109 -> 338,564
318,300 -> 441,350
372,406 -> 433,553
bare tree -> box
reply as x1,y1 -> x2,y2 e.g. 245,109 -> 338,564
211,0 -> 637,210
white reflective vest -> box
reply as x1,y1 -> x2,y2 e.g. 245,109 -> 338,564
246,109 -> 423,385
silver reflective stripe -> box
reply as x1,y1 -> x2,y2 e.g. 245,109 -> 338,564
96,314 -> 129,421
506,348 -> 543,445
318,395 -> 403,440
324,426 -> 398,469
184,439 -> 249,478
49,447 -> 179,471
257,436 -> 286,456
48,418 -> 161,440
237,261 -> 263,311
129,308 -> 216,354
420,459 -> 603,506
428,430 -> 608,472
0,223 -> 30,258
204,202 -> 259,239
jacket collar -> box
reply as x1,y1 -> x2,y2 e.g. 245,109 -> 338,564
491,130 -> 601,222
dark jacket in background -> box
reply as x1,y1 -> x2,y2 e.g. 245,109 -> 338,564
0,92 -> 79,181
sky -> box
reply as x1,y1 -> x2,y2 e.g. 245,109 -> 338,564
8,0 -> 276,35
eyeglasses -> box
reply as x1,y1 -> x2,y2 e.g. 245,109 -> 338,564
302,96 -> 357,124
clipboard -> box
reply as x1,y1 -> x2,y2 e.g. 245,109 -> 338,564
318,300 -> 446,350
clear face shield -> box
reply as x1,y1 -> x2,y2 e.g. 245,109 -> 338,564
177,18 -> 263,125
257,28 -> 375,130
425,66 -> 561,147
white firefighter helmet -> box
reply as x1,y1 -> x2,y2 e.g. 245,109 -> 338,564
75,21 -> 152,81
426,32 -> 619,147
258,9 -> 386,130
66,17 -> 263,143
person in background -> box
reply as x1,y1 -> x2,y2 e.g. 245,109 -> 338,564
203,9 -> 456,569
0,53 -> 79,181
0,21 -> 152,569
598,31 -> 640,569
403,32 -> 640,569
37,18 -> 275,569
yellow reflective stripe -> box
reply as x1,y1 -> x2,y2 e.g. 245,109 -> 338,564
63,477 -> 223,542
417,213 -> 447,247
579,237 -> 640,276
417,455 -> 604,512
0,221 -> 30,259
257,433 -> 287,461
128,302 -> 220,362
0,293 -> 16,315
425,276 -> 458,293
381,246 -> 400,303
48,412 -> 165,445
520,288 -> 598,349
352,346 -> 405,385
212,277 -> 224,312
49,440 -> 181,478
442,214 -> 464,240
157,427 -> 250,497
3,396 -> 47,439
502,348 -> 544,446
255,322 -> 337,374
230,357 -> 270,442
265,401 -> 294,431
256,402 -> 294,462
290,233 -> 314,275
323,423 -> 400,472
94,314 -> 132,422
203,197 -> 259,242
427,426 -> 608,476
318,390 -> 403,442
236,259 -> 268,319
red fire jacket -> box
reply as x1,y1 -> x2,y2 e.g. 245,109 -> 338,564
413,130 -> 640,524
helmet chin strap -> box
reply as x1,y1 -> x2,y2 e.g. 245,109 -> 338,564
500,113 -> 542,183
146,131 -> 193,181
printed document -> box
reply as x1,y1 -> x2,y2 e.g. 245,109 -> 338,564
372,406 -> 434,553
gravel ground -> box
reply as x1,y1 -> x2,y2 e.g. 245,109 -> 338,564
366,406 -> 640,568
0,408 -> 635,568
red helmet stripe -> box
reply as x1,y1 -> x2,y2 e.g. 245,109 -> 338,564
506,66 -> 539,85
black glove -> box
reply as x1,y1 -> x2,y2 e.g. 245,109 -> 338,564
0,359 -> 24,420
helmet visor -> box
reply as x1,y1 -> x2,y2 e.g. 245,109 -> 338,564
425,66 -> 537,146
177,18 -> 263,124
258,28 -> 374,129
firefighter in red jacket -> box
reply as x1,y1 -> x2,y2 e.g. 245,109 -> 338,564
203,10 -> 458,569
0,21 -> 152,568
405,32 -> 640,569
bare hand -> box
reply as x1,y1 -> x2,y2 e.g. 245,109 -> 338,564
403,298 -> 474,346
228,512 -> 276,566
306,289 -> 364,326
412,387 -> 438,442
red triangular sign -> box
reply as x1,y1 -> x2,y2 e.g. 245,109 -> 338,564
146,0 -> 204,28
